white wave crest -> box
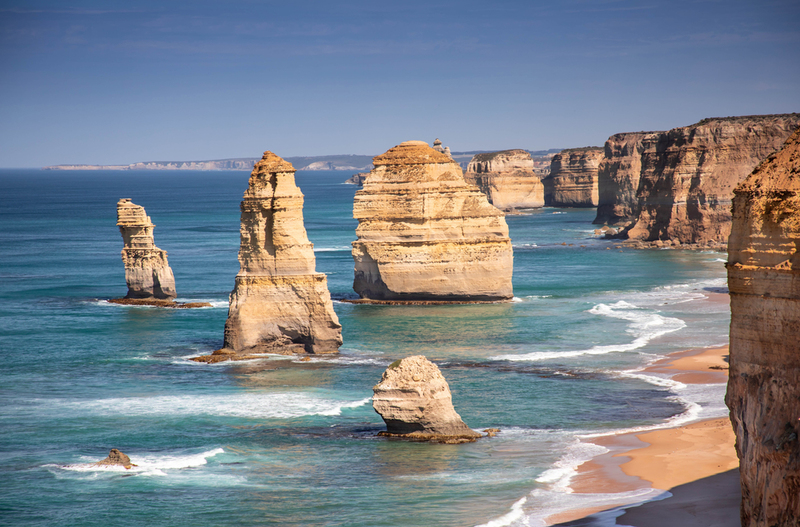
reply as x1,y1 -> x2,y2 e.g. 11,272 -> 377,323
313,246 -> 351,252
55,448 -> 225,477
474,496 -> 527,527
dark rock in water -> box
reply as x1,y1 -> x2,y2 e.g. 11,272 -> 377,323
344,172 -> 368,185
372,355 -> 483,443
95,449 -> 136,469
106,298 -> 211,308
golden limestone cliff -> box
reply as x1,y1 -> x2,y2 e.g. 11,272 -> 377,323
116,198 -> 177,299
726,126 -> 800,527
463,149 -> 544,211
352,141 -> 513,302
194,152 -> 341,362
543,147 -> 604,207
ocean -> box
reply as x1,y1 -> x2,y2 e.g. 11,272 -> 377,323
0,169 -> 730,526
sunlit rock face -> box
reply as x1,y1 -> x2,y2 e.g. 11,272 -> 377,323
116,198 -> 177,299
621,114 -> 800,246
221,151 -> 342,355
543,147 -> 604,207
464,149 -> 544,211
352,140 -> 513,302
726,126 -> 800,527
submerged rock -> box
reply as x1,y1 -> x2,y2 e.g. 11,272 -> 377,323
352,140 -> 513,302
726,125 -> 800,526
464,149 -> 544,211
116,198 -> 177,299
94,448 -> 135,469
193,151 -> 342,363
372,355 -> 482,443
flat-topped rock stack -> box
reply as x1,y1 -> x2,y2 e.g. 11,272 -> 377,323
726,126 -> 800,527
193,152 -> 341,363
116,198 -> 177,300
351,140 -> 513,302
543,147 -> 604,207
464,149 -> 544,211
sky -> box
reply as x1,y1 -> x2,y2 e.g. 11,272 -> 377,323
1,0 -> 798,167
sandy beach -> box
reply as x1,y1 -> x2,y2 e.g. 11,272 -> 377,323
547,345 -> 740,527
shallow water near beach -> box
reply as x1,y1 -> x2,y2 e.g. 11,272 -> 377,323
0,169 -> 730,526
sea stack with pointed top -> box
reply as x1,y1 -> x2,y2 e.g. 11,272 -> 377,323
116,198 -> 177,299
202,152 -> 342,360
352,140 -> 513,302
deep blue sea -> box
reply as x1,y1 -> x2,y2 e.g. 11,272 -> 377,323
0,169 -> 730,526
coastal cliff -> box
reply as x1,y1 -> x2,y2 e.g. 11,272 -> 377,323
464,149 -> 544,210
543,147 -> 604,207
116,199 -> 177,299
726,126 -> 800,526
621,114 -> 800,246
194,152 -> 341,362
352,140 -> 513,302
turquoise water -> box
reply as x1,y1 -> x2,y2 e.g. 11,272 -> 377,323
0,169 -> 730,526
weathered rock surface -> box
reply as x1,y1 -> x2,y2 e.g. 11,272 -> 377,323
464,149 -> 544,211
116,198 -> 177,299
543,147 -> 604,207
593,132 -> 661,226
726,126 -> 800,527
351,140 -> 513,302
344,172 -> 368,186
94,448 -> 135,469
372,355 -> 482,442
621,114 -> 800,246
193,152 -> 341,363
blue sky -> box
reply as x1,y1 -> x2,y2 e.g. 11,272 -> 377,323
1,0 -> 798,167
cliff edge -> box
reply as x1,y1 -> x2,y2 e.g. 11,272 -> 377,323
464,149 -> 544,211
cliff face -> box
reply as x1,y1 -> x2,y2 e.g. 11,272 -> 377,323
593,132 -> 661,225
464,149 -> 544,210
352,140 -> 513,302
726,126 -> 800,527
622,114 -> 800,246
218,152 -> 342,356
116,199 -> 177,299
543,147 -> 604,207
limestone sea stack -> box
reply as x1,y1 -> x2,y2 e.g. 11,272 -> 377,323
543,147 -> 604,207
351,140 -> 513,302
621,114 -> 800,246
116,198 -> 177,299
194,152 -> 341,362
464,149 -> 545,211
372,355 -> 482,443
94,449 -> 135,469
726,126 -> 800,526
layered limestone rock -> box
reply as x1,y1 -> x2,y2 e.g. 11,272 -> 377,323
726,126 -> 800,527
593,132 -> 661,226
373,355 -> 482,442
116,198 -> 177,299
194,152 -> 341,362
543,147 -> 604,207
352,140 -> 513,302
464,149 -> 544,211
622,114 -> 800,246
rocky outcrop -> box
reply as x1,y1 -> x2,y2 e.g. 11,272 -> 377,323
432,138 -> 452,158
94,449 -> 136,469
543,147 -> 604,207
351,140 -> 513,302
621,114 -> 800,246
344,172 -> 368,186
193,152 -> 341,363
373,355 -> 482,443
464,149 -> 544,211
726,126 -> 800,527
116,199 -> 177,300
593,132 -> 661,226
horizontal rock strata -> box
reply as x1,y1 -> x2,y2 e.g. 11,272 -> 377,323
352,140 -> 513,302
464,149 -> 544,211
726,126 -> 800,527
373,355 -> 482,443
193,152 -> 341,363
116,198 -> 177,300
543,147 -> 604,207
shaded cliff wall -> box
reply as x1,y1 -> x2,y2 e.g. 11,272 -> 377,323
543,147 -> 604,207
464,149 -> 544,210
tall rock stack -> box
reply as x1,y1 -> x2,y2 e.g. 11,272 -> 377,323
726,126 -> 800,527
543,147 -> 604,207
218,152 -> 342,356
352,140 -> 513,302
116,198 -> 177,299
464,149 -> 544,211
